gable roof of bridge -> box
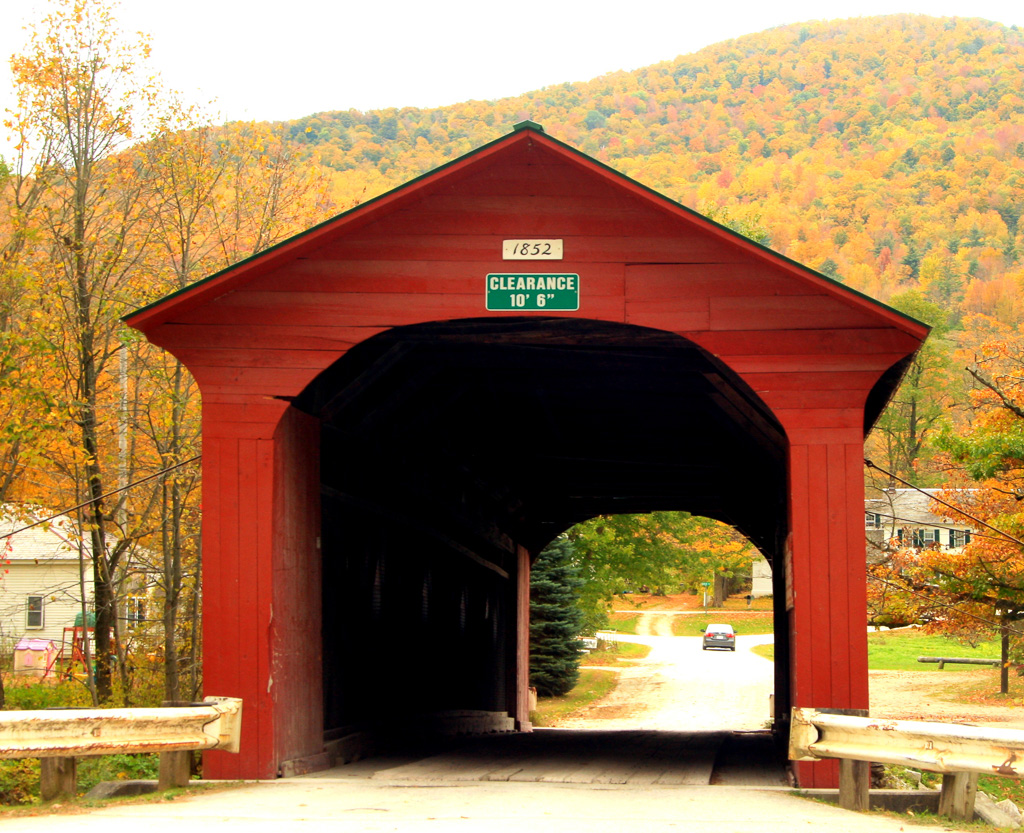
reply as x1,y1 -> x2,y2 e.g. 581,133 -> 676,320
125,122 -> 929,341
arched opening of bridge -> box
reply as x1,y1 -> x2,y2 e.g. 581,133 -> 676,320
293,317 -> 789,755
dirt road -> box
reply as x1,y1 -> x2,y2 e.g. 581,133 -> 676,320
634,610 -> 678,637
870,668 -> 1024,727
564,625 -> 1023,730
557,630 -> 774,730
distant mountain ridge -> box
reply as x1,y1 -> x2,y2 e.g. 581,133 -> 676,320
277,15 -> 1024,323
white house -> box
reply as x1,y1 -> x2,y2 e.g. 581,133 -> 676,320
0,505 -> 95,647
751,556 -> 773,597
864,488 -> 974,560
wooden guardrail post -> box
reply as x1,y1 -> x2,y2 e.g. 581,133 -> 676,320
938,771 -> 979,821
158,751 -> 191,789
820,708 -> 870,812
158,700 -> 192,789
40,756 -> 76,801
838,759 -> 870,811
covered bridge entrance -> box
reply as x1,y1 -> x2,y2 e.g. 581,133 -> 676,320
126,123 -> 928,787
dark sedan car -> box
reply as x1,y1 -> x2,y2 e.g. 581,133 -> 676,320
702,623 -> 736,651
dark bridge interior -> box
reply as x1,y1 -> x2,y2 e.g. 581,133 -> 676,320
329,728 -> 789,787
295,317 -> 790,738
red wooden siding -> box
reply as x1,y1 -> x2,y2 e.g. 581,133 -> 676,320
201,433 -> 276,779
150,144 -> 914,422
786,438 -> 870,787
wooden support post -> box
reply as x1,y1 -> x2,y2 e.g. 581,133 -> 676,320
514,545 -> 531,731
40,756 -> 77,801
158,751 -> 191,789
838,759 -> 870,811
159,699 -> 192,789
938,771 -> 979,821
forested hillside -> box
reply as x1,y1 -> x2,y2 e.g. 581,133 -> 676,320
285,14 -> 1024,324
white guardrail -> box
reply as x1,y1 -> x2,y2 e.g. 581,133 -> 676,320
0,696 -> 242,800
790,706 -> 1024,820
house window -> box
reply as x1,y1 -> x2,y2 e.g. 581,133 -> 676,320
865,512 -> 883,529
911,528 -> 941,547
949,529 -> 971,548
125,597 -> 145,627
26,596 -> 44,629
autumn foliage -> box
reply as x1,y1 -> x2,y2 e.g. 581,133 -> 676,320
0,0 -> 333,704
868,318 -> 1024,677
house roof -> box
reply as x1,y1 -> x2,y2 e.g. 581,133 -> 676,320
865,489 -> 974,529
124,122 -> 930,341
0,505 -> 94,562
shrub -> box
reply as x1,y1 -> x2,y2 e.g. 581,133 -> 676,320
0,760 -> 39,805
77,753 -> 161,793
3,679 -> 92,710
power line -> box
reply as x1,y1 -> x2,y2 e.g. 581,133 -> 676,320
0,455 -> 201,543
864,458 -> 1024,548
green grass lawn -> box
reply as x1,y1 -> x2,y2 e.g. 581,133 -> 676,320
721,596 -> 774,611
580,640 -> 651,666
750,627 -> 1000,669
867,628 -> 999,671
605,612 -> 640,634
671,611 -> 774,637
605,610 -> 773,637
530,668 -> 618,727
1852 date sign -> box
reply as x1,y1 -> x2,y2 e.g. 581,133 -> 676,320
486,273 -> 580,311
502,239 -> 563,260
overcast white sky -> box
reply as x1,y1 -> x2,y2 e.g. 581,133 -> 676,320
2,0 -> 1024,129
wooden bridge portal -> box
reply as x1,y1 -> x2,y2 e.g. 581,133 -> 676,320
125,123 -> 928,787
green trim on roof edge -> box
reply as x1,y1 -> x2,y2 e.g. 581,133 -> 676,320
124,123 -> 928,335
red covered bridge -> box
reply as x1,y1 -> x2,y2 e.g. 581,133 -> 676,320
125,122 -> 928,787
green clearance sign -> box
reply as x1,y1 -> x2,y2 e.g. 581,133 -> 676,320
486,273 -> 580,311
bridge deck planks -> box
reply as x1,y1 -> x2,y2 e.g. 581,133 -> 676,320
368,730 -> 779,786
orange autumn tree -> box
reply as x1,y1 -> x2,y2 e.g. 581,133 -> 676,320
6,0 -> 165,702
4,0 -> 336,706
865,531 -> 920,630
0,155 -> 59,503
877,315 -> 1024,691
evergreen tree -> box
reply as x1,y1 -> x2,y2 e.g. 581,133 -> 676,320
529,537 -> 584,697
